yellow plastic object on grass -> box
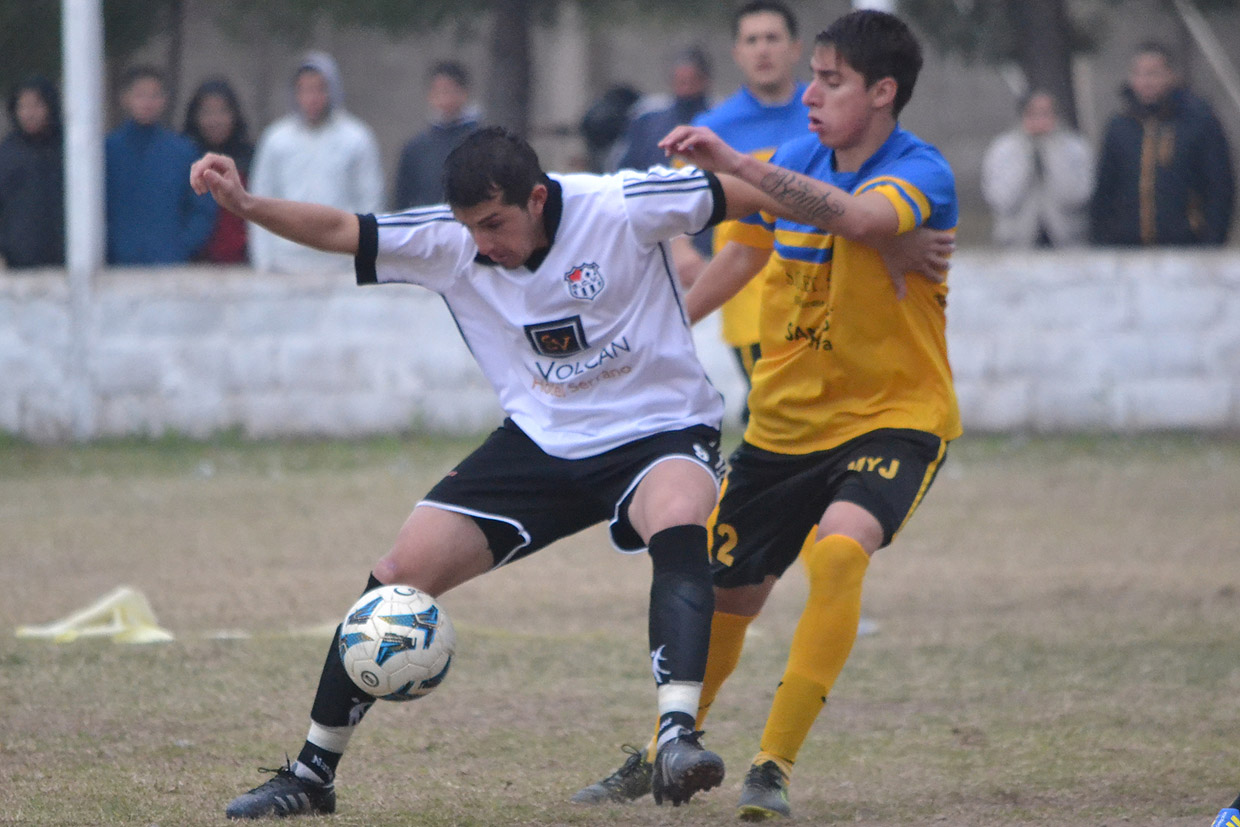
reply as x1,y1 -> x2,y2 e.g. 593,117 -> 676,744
15,586 -> 174,644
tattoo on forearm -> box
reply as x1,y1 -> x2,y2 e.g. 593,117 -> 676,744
759,169 -> 845,225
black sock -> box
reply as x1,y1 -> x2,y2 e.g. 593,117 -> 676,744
658,711 -> 697,742
647,524 -> 713,684
296,573 -> 384,780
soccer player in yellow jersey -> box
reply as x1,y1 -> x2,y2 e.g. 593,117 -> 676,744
672,1 -> 808,421
573,10 -> 958,820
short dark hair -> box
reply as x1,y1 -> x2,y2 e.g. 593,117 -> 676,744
733,1 -> 798,40
444,126 -> 546,209
121,64 -> 165,92
816,10 -> 922,117
673,46 -> 712,79
428,60 -> 470,90
1134,40 -> 1177,70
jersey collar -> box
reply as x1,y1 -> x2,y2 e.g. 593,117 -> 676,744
473,175 -> 564,271
524,176 -> 562,271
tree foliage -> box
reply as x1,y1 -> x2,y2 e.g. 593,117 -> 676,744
1,0 -> 733,132
0,0 -> 179,105
205,0 -> 732,134
899,0 -> 1238,127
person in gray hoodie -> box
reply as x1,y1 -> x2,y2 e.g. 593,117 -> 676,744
247,52 -> 384,274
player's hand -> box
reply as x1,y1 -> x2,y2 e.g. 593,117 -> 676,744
876,226 -> 953,299
658,125 -> 744,175
190,152 -> 250,216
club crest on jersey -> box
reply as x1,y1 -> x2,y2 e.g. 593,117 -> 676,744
564,262 -> 605,301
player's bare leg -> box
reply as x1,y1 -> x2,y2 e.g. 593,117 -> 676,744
226,507 -> 490,819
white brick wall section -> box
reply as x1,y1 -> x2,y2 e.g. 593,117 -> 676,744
1,250 -> 1239,442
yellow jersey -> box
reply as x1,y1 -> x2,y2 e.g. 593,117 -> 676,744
733,129 -> 962,454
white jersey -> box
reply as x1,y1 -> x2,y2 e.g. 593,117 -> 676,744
355,167 -> 727,459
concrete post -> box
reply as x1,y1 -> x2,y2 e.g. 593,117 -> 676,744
62,0 -> 106,440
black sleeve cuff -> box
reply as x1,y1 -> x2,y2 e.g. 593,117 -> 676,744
355,214 -> 379,285
703,171 -> 727,230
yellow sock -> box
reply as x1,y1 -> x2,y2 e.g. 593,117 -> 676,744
644,610 -> 754,761
758,534 -> 869,768
752,750 -> 794,779
697,611 -> 755,729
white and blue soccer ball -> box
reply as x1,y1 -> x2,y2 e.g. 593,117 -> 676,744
338,585 -> 455,702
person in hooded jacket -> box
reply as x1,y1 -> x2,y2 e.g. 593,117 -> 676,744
248,52 -> 384,274
1091,40 -> 1235,246
0,75 -> 64,268
184,78 -> 254,264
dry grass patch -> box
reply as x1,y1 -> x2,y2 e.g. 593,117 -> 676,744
1,433 -> 1238,825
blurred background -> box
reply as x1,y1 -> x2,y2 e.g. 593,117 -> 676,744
3,0 -> 1239,443
4,0 -> 1238,245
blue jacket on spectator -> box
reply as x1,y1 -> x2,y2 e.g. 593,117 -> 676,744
105,119 -> 216,265
614,94 -> 711,173
1090,86 -> 1235,246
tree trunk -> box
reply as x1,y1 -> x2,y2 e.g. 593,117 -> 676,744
165,0 -> 185,120
1007,0 -> 1079,128
486,0 -> 533,136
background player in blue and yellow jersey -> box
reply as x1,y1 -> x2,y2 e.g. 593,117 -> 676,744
575,9 -> 958,819
674,1 -> 807,418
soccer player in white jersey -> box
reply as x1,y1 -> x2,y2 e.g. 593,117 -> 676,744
191,126 -> 806,819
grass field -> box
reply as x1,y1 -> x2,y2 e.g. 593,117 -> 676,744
1,432 -> 1238,826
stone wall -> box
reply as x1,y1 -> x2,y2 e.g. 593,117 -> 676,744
949,250 -> 1240,432
2,250 -> 1238,443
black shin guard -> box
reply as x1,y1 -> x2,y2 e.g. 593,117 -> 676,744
647,524 -> 714,684
298,574 -> 384,778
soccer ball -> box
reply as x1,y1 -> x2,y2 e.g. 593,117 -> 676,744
337,585 -> 455,702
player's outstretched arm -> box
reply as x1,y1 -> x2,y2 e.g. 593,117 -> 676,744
190,152 -> 360,255
685,241 -> 771,325
660,125 -> 898,243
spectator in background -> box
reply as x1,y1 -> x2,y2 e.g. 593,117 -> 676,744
579,84 -> 641,173
105,65 -> 216,266
0,75 -> 64,269
614,47 -> 713,173
248,52 -> 383,273
392,61 -> 481,209
981,89 -> 1093,247
1091,41 -> 1235,246
184,78 -> 253,263
675,0 -> 807,415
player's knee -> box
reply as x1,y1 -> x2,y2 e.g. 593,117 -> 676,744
371,557 -> 402,587
714,582 -> 771,617
646,489 -> 713,533
647,524 -> 711,576
802,534 -> 869,587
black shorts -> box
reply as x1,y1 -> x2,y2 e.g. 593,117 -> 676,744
709,429 -> 948,588
422,419 -> 725,567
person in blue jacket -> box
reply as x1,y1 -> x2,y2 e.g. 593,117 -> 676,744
105,65 -> 216,265
1090,41 -> 1235,246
